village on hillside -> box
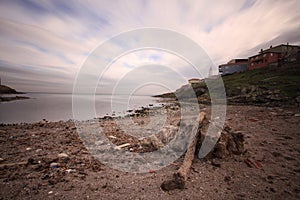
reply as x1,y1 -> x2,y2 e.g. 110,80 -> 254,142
218,43 -> 300,76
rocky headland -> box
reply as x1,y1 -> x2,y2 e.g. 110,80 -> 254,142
155,62 -> 300,107
0,84 -> 29,102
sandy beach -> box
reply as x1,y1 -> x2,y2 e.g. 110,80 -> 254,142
1,105 -> 300,199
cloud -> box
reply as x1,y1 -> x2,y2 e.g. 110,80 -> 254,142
0,0 -> 299,93
0,60 -> 75,92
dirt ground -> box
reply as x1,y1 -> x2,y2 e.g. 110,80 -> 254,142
0,105 -> 300,200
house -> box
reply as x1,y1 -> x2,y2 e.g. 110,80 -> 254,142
248,43 -> 300,70
218,59 -> 248,76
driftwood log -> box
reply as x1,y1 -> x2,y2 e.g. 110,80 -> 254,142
0,161 -> 28,168
161,112 -> 206,191
161,112 -> 245,191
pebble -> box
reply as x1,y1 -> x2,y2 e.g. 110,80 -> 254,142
0,158 -> 4,162
66,169 -> 76,173
95,140 -> 104,145
26,147 -> 32,151
211,160 -> 221,168
153,161 -> 164,166
58,153 -> 69,158
50,162 -> 59,168
294,114 -> 300,117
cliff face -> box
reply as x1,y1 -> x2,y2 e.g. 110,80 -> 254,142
0,85 -> 19,94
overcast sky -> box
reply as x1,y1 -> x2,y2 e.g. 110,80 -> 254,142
0,0 -> 299,94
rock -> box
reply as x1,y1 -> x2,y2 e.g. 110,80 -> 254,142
103,116 -> 113,120
58,153 -> 68,158
211,160 -> 221,167
296,96 -> 300,107
213,142 -> 228,159
294,114 -> 300,117
95,140 -> 104,145
39,119 -> 48,126
28,158 -> 37,164
228,131 -> 245,154
26,147 -> 32,151
66,169 -> 76,173
204,127 -> 245,159
50,162 -> 59,168
224,176 -> 231,182
0,158 -> 4,162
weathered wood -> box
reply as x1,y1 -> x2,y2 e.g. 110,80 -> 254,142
114,143 -> 131,150
0,161 -> 27,168
161,112 -> 206,191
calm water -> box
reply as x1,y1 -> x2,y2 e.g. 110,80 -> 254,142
0,93 -> 161,123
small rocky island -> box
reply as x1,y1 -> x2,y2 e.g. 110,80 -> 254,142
0,84 -> 29,102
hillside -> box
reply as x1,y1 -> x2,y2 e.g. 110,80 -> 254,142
0,85 -> 28,102
0,85 -> 20,94
155,62 -> 300,106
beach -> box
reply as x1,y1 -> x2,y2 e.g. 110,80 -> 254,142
0,105 -> 300,199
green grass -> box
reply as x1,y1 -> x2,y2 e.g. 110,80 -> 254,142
222,63 -> 300,98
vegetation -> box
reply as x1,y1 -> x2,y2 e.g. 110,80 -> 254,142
222,63 -> 300,99
156,62 -> 300,106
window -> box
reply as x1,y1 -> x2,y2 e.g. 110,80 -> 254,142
251,63 -> 254,66
271,53 -> 273,56
263,54 -> 266,57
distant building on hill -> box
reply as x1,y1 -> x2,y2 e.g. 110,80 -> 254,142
218,59 -> 248,76
248,43 -> 300,70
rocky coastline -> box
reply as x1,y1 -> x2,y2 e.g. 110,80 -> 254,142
0,84 -> 29,102
1,104 -> 300,199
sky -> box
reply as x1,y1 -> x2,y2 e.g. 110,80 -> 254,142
0,0 -> 300,94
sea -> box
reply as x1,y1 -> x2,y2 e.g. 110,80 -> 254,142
0,93 -> 162,124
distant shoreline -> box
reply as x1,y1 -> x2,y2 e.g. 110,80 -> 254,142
0,95 -> 30,102
0,93 -> 168,124
0,84 -> 29,102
